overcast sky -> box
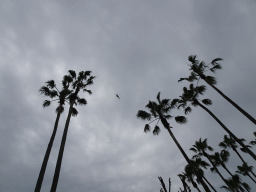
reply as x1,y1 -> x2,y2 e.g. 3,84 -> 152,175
1,0 -> 256,192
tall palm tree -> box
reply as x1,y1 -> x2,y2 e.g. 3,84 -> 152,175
35,80 -> 72,192
178,55 -> 256,126
210,150 -> 233,177
220,174 -> 251,192
219,135 -> 256,177
190,138 -> 232,190
136,92 -> 211,192
50,70 -> 95,192
236,163 -> 256,183
177,83 -> 256,160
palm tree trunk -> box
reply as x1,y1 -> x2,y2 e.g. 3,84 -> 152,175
233,147 -> 256,178
202,175 -> 217,192
222,164 -> 233,177
50,104 -> 73,192
247,173 -> 256,183
34,110 -> 61,192
204,79 -> 256,126
196,100 -> 256,161
164,126 -> 211,192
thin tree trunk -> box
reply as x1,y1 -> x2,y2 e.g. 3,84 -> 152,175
34,110 -> 61,192
201,175 -> 217,192
204,79 -> 256,126
50,104 -> 73,192
222,164 -> 233,177
164,126 -> 211,192
233,147 -> 256,178
196,100 -> 256,161
247,173 -> 256,183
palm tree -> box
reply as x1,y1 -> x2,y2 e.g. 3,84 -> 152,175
178,55 -> 256,126
35,80 -> 72,192
158,176 -> 171,192
219,135 -> 256,177
177,83 -> 256,160
236,163 -> 256,183
178,174 -> 191,192
220,174 -> 251,192
183,165 -> 202,192
50,70 -> 95,192
210,150 -> 233,177
190,138 -> 232,190
190,158 -> 217,192
136,92 -> 211,192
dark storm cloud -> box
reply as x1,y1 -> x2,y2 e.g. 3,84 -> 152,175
0,0 -> 256,192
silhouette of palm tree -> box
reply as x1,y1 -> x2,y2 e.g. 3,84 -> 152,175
50,70 -> 95,192
177,83 -> 256,160
179,55 -> 256,126
35,79 -> 72,192
236,163 -> 256,183
136,92 -> 211,192
220,174 -> 251,192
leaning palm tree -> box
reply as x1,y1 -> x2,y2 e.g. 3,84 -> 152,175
177,83 -> 256,160
210,150 -> 233,177
220,174 -> 251,192
50,70 -> 95,192
219,135 -> 256,177
136,92 -> 211,192
178,55 -> 256,126
190,138 -> 232,190
35,80 -> 72,192
236,163 -> 256,183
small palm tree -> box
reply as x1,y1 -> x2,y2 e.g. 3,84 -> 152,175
177,83 -> 256,160
190,158 -> 217,192
177,173 -> 192,192
50,70 -> 95,192
219,135 -> 256,177
236,163 -> 256,183
35,80 -> 72,192
158,176 -> 171,192
178,55 -> 256,126
190,138 -> 232,190
220,174 -> 251,192
210,150 -> 233,177
136,92 -> 211,192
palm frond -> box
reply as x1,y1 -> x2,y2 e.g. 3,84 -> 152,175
170,99 -> 179,108
175,116 -> 187,124
178,77 -> 188,82
188,55 -> 198,64
164,115 -> 172,119
77,98 -> 87,105
83,89 -> 92,94
137,110 -> 151,120
56,105 -> 64,114
211,58 -> 223,65
39,86 -> 51,96
144,124 -> 150,133
43,100 -> 51,108
195,85 -> 206,95
68,70 -> 76,79
210,64 -> 222,73
45,80 -> 55,89
189,147 -> 198,153
71,107 -> 78,116
205,76 -> 217,85
184,107 -> 192,115
153,125 -> 160,135
202,99 -> 212,106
